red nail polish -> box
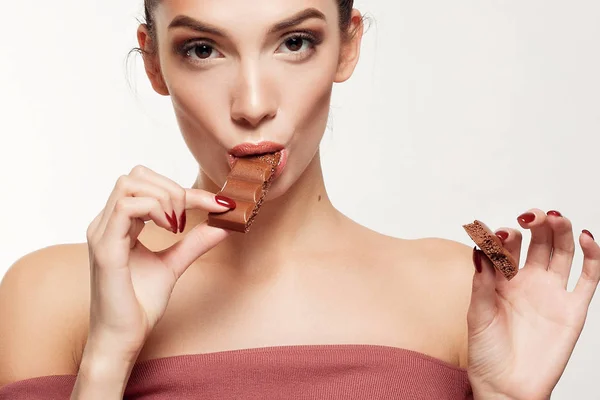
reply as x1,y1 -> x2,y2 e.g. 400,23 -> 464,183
165,212 -> 177,233
171,210 -> 178,233
583,230 -> 595,241
216,195 -> 237,209
495,231 -> 509,242
472,247 -> 482,273
518,212 -> 536,224
179,210 -> 187,233
547,210 -> 562,217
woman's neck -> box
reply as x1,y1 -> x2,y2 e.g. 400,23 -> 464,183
187,150 -> 343,269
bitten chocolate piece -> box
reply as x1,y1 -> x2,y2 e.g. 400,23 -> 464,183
463,220 -> 518,280
208,152 -> 281,233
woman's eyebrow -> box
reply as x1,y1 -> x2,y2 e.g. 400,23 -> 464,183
268,8 -> 327,33
168,15 -> 226,37
168,8 -> 327,37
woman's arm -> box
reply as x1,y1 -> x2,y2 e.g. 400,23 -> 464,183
0,245 -> 89,387
71,343 -> 135,400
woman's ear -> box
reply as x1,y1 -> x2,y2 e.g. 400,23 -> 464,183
334,10 -> 364,83
137,25 -> 170,96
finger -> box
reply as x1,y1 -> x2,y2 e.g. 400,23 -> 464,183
103,197 -> 172,249
468,248 -> 499,336
518,208 -> 553,270
492,227 -> 522,291
546,210 -> 575,288
99,175 -> 177,236
130,165 -> 187,233
494,227 -> 523,265
574,230 -> 600,305
158,222 -> 230,280
185,188 -> 232,213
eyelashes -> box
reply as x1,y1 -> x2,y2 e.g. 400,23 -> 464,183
176,38 -> 222,65
276,32 -> 322,59
174,30 -> 324,67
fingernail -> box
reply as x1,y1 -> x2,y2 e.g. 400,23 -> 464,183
216,195 -> 237,209
170,210 -> 178,233
518,212 -> 536,224
165,212 -> 177,234
179,210 -> 187,233
472,247 -> 482,273
495,230 -> 509,243
547,210 -> 562,217
583,230 -> 595,241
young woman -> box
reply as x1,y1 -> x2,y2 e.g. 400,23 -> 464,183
1,0 -> 598,399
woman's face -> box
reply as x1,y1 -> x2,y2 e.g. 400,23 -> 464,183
140,0 -> 361,198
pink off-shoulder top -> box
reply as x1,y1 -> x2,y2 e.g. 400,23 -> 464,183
0,344 -> 473,399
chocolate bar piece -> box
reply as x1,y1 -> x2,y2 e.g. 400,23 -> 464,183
463,220 -> 518,280
208,152 -> 281,233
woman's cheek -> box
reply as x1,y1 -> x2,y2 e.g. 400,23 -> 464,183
171,79 -> 232,140
278,56 -> 338,119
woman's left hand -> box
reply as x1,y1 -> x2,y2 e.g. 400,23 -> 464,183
467,208 -> 600,400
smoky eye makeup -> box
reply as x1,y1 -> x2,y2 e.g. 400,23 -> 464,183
172,37 -> 224,66
172,27 -> 326,67
275,29 -> 324,61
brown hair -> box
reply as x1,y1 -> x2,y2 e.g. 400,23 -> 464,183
142,0 -> 356,49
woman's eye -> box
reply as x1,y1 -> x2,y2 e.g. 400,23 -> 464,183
277,35 -> 314,54
182,43 -> 223,62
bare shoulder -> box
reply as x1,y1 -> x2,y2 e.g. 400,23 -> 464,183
351,219 -> 475,276
397,236 -> 474,367
351,223 -> 474,367
363,229 -> 475,307
410,236 -> 475,275
0,243 -> 90,386
403,237 -> 475,315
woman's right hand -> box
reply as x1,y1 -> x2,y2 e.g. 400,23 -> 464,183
83,165 -> 232,362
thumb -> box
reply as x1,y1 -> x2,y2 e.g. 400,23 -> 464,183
467,247 -> 499,336
158,222 -> 230,279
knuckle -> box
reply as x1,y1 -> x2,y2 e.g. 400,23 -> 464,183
581,266 -> 600,283
158,191 -> 171,205
150,198 -> 163,213
86,213 -> 103,243
130,164 -> 148,176
554,246 -> 575,257
115,175 -> 129,191
114,198 -> 129,214
172,187 -> 186,203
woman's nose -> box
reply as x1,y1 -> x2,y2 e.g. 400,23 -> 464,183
230,65 -> 278,128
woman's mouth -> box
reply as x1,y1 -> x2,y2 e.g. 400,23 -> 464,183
227,141 -> 288,180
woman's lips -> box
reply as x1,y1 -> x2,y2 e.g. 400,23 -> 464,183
229,141 -> 284,157
227,149 -> 288,181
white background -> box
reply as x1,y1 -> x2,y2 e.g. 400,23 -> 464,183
1,0 -> 599,397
